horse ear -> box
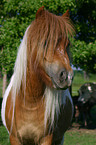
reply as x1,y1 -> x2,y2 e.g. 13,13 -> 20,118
62,10 -> 70,17
36,6 -> 45,19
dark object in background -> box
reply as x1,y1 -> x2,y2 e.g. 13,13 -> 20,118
78,83 -> 96,104
77,82 -> 96,127
73,82 -> 96,127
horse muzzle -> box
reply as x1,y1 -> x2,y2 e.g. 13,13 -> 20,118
52,69 -> 73,89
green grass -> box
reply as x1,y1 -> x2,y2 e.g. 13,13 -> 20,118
0,98 -> 10,145
64,130 -> 96,145
0,126 -> 10,145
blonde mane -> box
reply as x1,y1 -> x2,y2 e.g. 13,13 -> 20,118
44,87 -> 73,131
9,26 -> 30,106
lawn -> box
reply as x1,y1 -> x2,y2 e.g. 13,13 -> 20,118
0,126 -> 10,145
64,128 -> 96,145
0,71 -> 96,145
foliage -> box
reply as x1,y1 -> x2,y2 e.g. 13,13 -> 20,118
0,18 -> 20,74
0,0 -> 96,75
71,40 -> 96,73
73,0 -> 96,42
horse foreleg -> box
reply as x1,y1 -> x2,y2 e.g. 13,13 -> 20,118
40,134 -> 53,145
10,135 -> 21,145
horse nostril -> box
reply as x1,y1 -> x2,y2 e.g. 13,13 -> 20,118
59,70 -> 67,82
60,71 -> 65,78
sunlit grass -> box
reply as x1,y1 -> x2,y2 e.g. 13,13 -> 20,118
64,130 -> 96,145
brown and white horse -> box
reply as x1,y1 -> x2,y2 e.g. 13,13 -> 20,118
1,6 -> 74,145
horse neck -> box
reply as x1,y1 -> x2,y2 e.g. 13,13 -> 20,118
22,64 -> 45,108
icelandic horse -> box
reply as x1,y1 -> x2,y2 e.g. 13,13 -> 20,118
1,6 -> 74,145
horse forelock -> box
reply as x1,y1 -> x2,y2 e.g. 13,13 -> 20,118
27,10 -> 74,65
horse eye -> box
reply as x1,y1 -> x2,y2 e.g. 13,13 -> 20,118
44,40 -> 47,47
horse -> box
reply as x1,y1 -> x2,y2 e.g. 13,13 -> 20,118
1,6 -> 74,145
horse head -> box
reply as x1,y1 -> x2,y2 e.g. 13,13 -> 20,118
27,6 -> 74,90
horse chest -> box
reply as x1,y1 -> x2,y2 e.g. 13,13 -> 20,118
5,89 -> 73,144
15,100 -> 45,143
17,122 -> 44,144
